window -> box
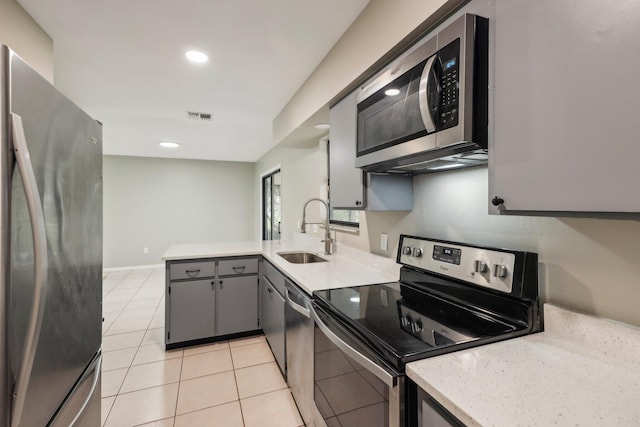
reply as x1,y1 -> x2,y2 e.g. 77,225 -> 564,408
330,209 -> 360,226
327,141 -> 360,228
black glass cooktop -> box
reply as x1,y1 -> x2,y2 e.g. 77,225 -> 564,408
313,281 -> 524,370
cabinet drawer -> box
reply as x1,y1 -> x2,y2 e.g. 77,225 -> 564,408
218,258 -> 259,276
263,260 -> 285,295
169,260 -> 215,280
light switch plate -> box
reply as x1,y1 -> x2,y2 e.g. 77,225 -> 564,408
380,233 -> 388,251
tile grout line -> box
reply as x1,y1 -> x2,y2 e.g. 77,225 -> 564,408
229,344 -> 247,427
172,341 -> 184,427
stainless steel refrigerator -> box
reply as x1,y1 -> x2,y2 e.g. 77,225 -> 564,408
0,46 -> 102,427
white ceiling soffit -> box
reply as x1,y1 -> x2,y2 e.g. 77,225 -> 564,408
17,0 -> 370,162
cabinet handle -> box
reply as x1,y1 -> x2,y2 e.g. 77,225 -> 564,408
267,287 -> 273,293
355,200 -> 362,206
232,266 -> 245,273
220,280 -> 223,289
491,196 -> 505,207
185,269 -> 201,278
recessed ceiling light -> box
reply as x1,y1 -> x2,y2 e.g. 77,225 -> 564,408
159,141 -> 180,148
185,50 -> 209,64
314,123 -> 330,130
385,88 -> 400,96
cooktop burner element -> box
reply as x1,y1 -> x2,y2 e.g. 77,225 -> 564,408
312,235 -> 542,371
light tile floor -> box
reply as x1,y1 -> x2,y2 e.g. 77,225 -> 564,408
102,267 -> 304,427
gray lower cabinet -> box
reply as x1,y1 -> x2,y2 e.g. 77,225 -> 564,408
168,278 -> 216,344
261,265 -> 286,376
166,256 -> 259,347
217,275 -> 259,336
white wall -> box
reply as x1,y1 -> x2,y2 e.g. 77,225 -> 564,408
258,0 -> 640,328
257,139 -> 640,327
273,0 -> 449,145
0,0 -> 53,82
364,167 -> 640,327
104,155 -> 255,268
254,140 -> 327,241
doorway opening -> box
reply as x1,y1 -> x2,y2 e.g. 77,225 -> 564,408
262,169 -> 281,240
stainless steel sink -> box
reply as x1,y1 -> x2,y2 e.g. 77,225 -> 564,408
277,252 -> 328,264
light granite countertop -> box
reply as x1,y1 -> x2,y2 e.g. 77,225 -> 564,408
162,233 -> 400,294
406,303 -> 640,427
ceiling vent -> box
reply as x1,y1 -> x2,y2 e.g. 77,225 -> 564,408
186,111 -> 212,121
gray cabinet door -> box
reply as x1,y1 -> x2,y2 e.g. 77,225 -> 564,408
217,276 -> 259,336
490,0 -> 640,213
329,91 -> 413,212
168,279 -> 216,343
261,276 -> 286,375
329,91 -> 365,209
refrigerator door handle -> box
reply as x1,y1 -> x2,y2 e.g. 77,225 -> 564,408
68,353 -> 102,427
10,113 -> 49,427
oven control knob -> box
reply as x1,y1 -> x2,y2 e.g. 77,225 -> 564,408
402,246 -> 413,256
411,320 -> 423,334
493,264 -> 508,278
474,260 -> 488,273
401,315 -> 412,328
411,247 -> 423,258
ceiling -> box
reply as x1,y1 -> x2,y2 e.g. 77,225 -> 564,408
17,0 -> 369,162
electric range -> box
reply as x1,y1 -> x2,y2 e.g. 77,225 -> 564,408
310,234 -> 542,427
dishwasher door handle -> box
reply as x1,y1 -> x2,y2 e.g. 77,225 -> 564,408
285,288 -> 311,318
309,305 -> 396,387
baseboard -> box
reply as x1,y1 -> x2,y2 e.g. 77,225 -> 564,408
103,263 -> 164,272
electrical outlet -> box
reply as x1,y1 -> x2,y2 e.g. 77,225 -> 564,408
380,233 -> 388,251
143,247 -> 149,254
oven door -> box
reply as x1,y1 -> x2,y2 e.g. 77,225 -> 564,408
310,303 -> 404,427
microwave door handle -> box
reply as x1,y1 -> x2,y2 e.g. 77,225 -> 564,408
418,54 -> 438,133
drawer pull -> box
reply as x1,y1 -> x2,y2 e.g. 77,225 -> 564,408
185,269 -> 201,278
267,287 -> 273,293
232,266 -> 246,273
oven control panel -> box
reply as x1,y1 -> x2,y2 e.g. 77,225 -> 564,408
399,237 -> 516,294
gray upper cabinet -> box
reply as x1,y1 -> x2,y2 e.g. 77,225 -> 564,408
489,0 -> 640,214
329,91 -> 413,211
329,91 -> 364,209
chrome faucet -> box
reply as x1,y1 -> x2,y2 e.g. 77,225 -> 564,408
300,198 -> 333,255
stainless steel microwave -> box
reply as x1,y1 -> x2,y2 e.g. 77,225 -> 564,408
355,14 -> 489,173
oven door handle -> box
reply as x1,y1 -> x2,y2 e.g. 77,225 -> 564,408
285,288 -> 311,318
309,305 -> 397,387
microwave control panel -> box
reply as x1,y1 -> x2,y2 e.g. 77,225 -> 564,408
437,38 -> 460,131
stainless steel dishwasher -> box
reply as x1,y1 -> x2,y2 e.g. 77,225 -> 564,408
285,279 -> 314,426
